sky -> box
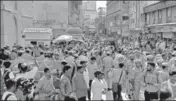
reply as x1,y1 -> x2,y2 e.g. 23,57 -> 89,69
96,1 -> 106,10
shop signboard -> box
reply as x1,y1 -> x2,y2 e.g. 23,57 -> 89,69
156,26 -> 176,32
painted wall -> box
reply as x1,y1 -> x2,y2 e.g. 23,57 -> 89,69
1,1 -> 33,47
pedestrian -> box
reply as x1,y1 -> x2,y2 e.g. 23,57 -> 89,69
72,66 -> 87,101
91,71 -> 107,100
59,65 -> 76,101
35,67 -> 56,100
110,63 -> 125,101
160,68 -> 176,100
86,56 -> 99,100
142,62 -> 162,101
1,79 -> 18,100
102,51 -> 114,80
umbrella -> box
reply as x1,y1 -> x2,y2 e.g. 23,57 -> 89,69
52,35 -> 73,43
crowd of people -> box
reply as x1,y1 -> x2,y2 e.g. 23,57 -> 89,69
0,35 -> 176,101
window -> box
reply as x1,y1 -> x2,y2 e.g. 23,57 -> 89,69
122,16 -> 129,21
152,12 -> 155,24
147,13 -> 150,25
166,7 -> 172,23
158,10 -> 162,23
155,11 -> 158,24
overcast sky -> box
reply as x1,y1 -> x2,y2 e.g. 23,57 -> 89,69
96,1 -> 106,10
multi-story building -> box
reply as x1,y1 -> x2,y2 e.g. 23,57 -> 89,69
129,1 -> 160,37
106,1 -> 130,36
96,7 -> 106,34
68,1 -> 82,27
98,7 -> 106,17
33,1 -> 82,29
33,1 -> 82,38
83,1 -> 97,34
1,1 -> 34,47
143,1 -> 176,38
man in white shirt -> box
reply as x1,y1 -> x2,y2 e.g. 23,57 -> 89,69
2,79 -> 17,100
86,57 -> 98,100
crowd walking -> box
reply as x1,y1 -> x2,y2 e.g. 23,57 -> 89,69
0,35 -> 176,101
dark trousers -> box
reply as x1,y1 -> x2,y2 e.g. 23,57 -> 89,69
112,83 -> 122,101
78,96 -> 86,101
88,80 -> 93,100
64,96 -> 75,101
160,92 -> 171,101
144,91 -> 158,101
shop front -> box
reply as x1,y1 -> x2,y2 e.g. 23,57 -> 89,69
130,28 -> 142,38
155,25 -> 176,39
149,24 -> 176,39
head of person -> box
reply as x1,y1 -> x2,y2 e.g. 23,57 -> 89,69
106,51 -> 111,56
169,68 -> 176,83
68,51 -> 72,56
61,60 -> 67,68
94,71 -> 103,80
147,55 -> 154,62
161,62 -> 169,71
6,79 -> 16,92
157,59 -> 164,67
172,51 -> 176,57
44,67 -> 51,77
0,48 -> 4,54
18,63 -> 28,73
3,61 -> 11,69
134,59 -> 142,68
62,65 -> 72,76
90,56 -> 96,64
18,51 -> 24,57
129,54 -> 135,61
77,65 -> 85,74
4,49 -> 10,56
119,63 -> 124,69
40,51 -> 44,56
25,49 -> 30,54
54,53 -> 60,60
80,60 -> 87,68
51,69 -> 61,79
147,62 -> 156,72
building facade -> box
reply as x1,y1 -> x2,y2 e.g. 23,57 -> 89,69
106,1 -> 130,36
96,7 -> 106,34
1,1 -> 34,47
129,1 -> 160,37
83,1 -> 97,34
143,1 -> 176,38
33,1 -> 82,29
68,1 -> 82,27
98,7 -> 106,17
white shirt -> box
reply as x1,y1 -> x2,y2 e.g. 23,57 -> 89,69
83,68 -> 90,88
2,91 -> 17,100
